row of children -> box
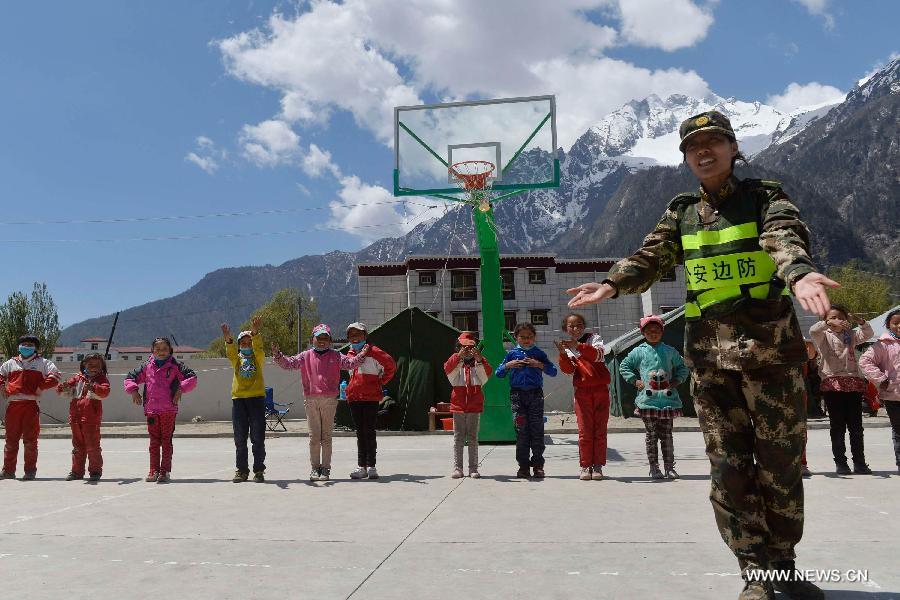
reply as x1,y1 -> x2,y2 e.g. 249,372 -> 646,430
0,318 -> 397,483
808,306 -> 900,475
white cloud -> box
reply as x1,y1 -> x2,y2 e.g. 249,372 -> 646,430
328,175 -> 409,242
766,81 -> 845,113
239,119 -> 300,166
792,0 -> 834,29
301,143 -> 341,178
185,135 -> 226,174
616,0 -> 714,51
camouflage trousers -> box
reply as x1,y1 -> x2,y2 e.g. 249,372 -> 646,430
692,365 -> 806,571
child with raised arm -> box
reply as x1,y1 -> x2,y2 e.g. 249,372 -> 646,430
0,334 -> 60,480
124,337 -> 198,483
59,353 -> 110,481
859,308 -> 900,474
496,322 -> 557,479
444,332 -> 491,479
272,323 -> 369,481
618,315 -> 689,480
554,313 -> 610,481
222,316 -> 267,483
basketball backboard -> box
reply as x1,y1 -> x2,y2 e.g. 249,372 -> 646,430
393,95 -> 559,197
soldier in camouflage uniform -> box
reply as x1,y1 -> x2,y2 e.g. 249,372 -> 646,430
568,111 -> 838,600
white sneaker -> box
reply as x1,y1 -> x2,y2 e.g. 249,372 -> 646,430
367,467 -> 379,479
579,467 -> 592,481
451,468 -> 464,479
309,469 -> 320,481
319,468 -> 331,481
469,469 -> 481,479
350,466 -> 367,479
591,465 -> 604,481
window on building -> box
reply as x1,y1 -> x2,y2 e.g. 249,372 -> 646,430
660,268 -> 677,282
90,343 -> 99,350
528,269 -> 546,284
452,312 -> 479,333
530,309 -> 549,326
135,356 -> 142,361
418,271 -> 437,286
500,269 -> 515,300
504,311 -> 517,333
177,355 -> 183,359
76,354 -> 84,362
122,356 -> 129,360
451,270 -> 477,301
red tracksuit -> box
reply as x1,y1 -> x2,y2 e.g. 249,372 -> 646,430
60,373 -> 110,476
1,355 -> 60,474
558,333 -> 612,468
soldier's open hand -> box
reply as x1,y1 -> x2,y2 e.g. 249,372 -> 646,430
792,272 -> 840,317
566,282 -> 616,308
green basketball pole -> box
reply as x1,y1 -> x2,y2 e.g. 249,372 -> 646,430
471,196 -> 516,442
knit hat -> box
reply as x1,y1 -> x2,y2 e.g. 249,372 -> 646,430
457,332 -> 477,346
312,323 -> 331,338
639,315 -> 665,330
237,330 -> 253,342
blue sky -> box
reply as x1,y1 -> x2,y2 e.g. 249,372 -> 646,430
1,0 -> 897,327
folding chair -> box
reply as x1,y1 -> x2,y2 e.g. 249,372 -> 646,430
264,387 -> 293,432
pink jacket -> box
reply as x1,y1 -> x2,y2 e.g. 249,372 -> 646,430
273,348 -> 368,398
124,357 -> 198,415
809,320 -> 874,380
859,334 -> 900,402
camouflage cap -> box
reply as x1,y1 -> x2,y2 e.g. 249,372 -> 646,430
678,110 -> 736,152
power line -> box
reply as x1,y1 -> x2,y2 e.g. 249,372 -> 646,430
0,199 -> 439,227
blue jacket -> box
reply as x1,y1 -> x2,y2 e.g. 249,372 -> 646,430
495,345 -> 557,390
619,342 -> 689,410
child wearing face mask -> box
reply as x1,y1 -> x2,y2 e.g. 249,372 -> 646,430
58,353 -> 110,481
124,337 -> 198,483
344,322 -> 396,480
272,323 -> 370,482
222,316 -> 268,483
0,334 -> 61,480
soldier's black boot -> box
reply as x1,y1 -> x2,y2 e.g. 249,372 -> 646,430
770,560 -> 825,599
834,459 -> 851,475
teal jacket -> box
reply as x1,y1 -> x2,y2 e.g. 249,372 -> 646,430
619,342 -> 689,410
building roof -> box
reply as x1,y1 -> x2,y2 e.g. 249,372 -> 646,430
115,346 -> 204,354
358,254 -> 628,276
80,337 -> 108,342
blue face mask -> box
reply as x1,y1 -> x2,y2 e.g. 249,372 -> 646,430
239,347 -> 254,356
350,341 -> 366,352
154,357 -> 168,367
19,345 -> 36,358
517,343 -> 534,351
313,347 -> 329,354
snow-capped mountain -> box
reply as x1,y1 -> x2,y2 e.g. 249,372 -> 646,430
61,59 -> 898,347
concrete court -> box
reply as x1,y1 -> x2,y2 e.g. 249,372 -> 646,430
0,429 -> 897,600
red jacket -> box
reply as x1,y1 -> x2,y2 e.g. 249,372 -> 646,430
0,355 -> 60,402
346,344 -> 396,402
558,333 -> 611,390
59,372 -> 110,422
444,353 -> 492,413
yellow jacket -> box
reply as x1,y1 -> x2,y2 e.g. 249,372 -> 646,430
225,334 -> 266,399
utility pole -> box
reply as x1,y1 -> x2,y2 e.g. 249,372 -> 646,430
104,312 -> 120,360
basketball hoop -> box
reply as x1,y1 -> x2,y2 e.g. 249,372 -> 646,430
449,160 -> 494,212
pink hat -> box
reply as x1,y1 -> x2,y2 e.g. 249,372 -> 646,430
312,324 -> 331,338
457,332 -> 477,346
639,315 -> 665,330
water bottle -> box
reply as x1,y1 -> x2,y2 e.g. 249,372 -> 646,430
339,380 -> 348,400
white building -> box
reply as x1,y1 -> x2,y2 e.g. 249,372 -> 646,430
358,254 -> 687,346
44,337 -> 204,364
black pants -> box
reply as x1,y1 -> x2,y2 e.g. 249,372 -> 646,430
232,396 -> 266,473
884,401 -> 900,468
511,388 -> 545,468
823,391 -> 866,465
350,402 -> 378,467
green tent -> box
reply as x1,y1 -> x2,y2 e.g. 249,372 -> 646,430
604,306 -> 696,418
335,307 -> 459,431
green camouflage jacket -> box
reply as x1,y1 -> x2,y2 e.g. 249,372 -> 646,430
606,176 -> 816,370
